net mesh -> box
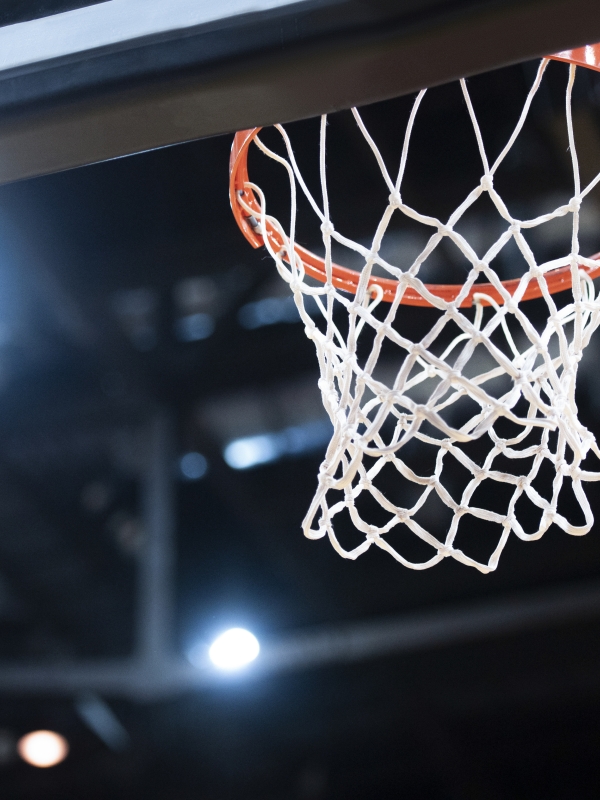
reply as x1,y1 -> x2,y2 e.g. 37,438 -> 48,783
237,59 -> 600,572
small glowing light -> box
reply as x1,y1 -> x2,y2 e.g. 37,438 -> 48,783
237,295 -> 319,330
209,628 -> 260,670
174,312 -> 215,342
238,296 -> 300,329
223,420 -> 332,470
224,435 -> 278,469
180,452 -> 208,480
18,730 -> 69,768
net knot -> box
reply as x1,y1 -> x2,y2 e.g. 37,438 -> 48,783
321,474 -> 336,490
529,265 -> 543,280
388,191 -> 402,208
541,510 -> 555,528
320,220 -> 335,237
480,174 -> 493,192
366,526 -> 380,541
414,404 -> 426,419
557,459 -> 569,476
517,369 -> 534,385
318,379 -> 339,409
568,195 -> 582,213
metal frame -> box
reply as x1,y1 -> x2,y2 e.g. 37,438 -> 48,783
0,575 -> 598,699
0,412 -> 595,698
0,0 -> 599,184
0,409 -> 596,700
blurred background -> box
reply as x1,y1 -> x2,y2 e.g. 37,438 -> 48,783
0,57 -> 598,799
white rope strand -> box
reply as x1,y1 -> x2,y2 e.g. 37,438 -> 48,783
243,60 -> 600,573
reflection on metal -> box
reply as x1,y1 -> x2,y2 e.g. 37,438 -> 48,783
137,412 -> 176,668
258,582 -> 600,672
75,691 -> 130,751
0,0 -> 297,74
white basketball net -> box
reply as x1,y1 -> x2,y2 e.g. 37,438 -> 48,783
238,59 -> 600,572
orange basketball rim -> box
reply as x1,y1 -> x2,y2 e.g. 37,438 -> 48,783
230,44 -> 600,308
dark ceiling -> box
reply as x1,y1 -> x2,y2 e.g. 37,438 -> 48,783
0,57 -> 598,799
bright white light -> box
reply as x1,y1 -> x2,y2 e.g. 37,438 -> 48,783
223,435 -> 278,469
18,730 -> 69,768
209,628 -> 260,670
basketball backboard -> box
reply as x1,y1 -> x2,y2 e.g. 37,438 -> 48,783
0,0 -> 599,185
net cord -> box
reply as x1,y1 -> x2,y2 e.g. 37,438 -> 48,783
236,61 -> 600,572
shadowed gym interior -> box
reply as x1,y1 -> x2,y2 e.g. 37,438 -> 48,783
0,1 -> 598,799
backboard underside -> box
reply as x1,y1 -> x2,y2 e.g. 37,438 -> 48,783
0,0 -> 599,184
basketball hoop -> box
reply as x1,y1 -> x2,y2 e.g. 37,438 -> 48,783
229,44 -> 600,572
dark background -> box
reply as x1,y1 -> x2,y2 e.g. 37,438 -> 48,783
0,57 -> 598,798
